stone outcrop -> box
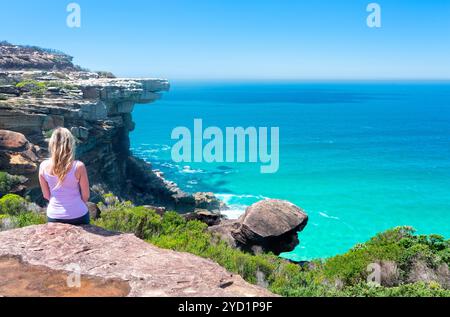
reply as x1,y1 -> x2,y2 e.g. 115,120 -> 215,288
0,42 -> 223,212
407,260 -> 450,289
0,130 -> 40,176
0,42 -> 77,71
0,223 -> 274,297
210,199 -> 308,255
184,209 -> 223,226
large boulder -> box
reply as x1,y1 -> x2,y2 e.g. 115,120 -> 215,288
214,199 -> 308,255
0,223 -> 274,297
0,129 -> 29,151
0,130 -> 40,175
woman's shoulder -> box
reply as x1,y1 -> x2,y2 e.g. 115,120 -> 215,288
75,160 -> 86,168
39,159 -> 51,174
74,160 -> 87,173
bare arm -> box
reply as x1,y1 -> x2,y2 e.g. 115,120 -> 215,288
39,173 -> 51,201
38,163 -> 51,201
76,162 -> 90,203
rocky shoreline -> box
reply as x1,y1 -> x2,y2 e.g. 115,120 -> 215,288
0,41 -> 309,257
0,42 -> 223,213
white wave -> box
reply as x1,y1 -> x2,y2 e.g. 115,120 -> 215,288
142,149 -> 160,154
159,162 -> 177,169
319,211 -> 340,220
181,165 -> 205,174
221,207 -> 246,220
215,193 -> 270,204
216,193 -> 272,220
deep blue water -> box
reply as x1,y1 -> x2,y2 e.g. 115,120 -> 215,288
131,81 -> 450,260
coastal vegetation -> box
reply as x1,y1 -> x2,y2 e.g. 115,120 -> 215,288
94,199 -> 450,297
0,194 -> 46,230
0,172 -> 26,196
0,193 -> 448,296
15,80 -> 77,97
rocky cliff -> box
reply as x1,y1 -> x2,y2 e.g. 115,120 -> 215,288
0,42 -> 220,212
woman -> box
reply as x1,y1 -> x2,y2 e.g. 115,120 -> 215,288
39,127 -> 90,225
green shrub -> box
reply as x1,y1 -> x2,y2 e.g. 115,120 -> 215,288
0,208 -> 45,231
12,212 -> 46,228
94,206 -> 162,239
15,80 -> 76,96
322,241 -> 403,285
16,80 -> 48,96
320,226 -> 450,287
0,194 -> 29,216
0,172 -> 26,196
341,282 -> 450,297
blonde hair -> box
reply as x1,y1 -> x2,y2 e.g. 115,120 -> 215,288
48,127 -> 76,187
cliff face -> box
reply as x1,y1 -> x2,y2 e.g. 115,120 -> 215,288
0,42 -> 217,212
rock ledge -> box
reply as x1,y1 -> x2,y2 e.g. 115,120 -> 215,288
0,223 -> 274,297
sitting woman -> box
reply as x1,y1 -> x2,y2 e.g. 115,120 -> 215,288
39,127 -> 90,225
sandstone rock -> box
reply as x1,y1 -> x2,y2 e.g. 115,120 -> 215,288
0,256 -> 131,297
407,260 -> 450,289
184,209 -> 223,226
0,43 -> 76,71
193,192 -> 226,212
42,115 -> 64,131
70,126 -> 89,140
230,199 -> 308,255
86,202 -> 101,220
209,219 -> 240,248
0,85 -> 19,96
0,130 -> 29,151
0,130 -> 39,175
0,224 -> 274,297
378,261 -> 400,287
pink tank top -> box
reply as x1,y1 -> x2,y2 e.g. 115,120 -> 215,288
40,159 -> 88,220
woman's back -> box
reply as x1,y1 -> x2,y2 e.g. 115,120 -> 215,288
40,159 -> 88,220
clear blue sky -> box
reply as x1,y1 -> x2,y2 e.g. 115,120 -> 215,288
1,0 -> 449,80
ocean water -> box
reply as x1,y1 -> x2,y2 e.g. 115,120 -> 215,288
130,81 -> 450,261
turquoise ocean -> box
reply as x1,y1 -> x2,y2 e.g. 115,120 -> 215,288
131,81 -> 450,261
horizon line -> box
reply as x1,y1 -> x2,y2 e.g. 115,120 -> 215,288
121,77 -> 450,82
